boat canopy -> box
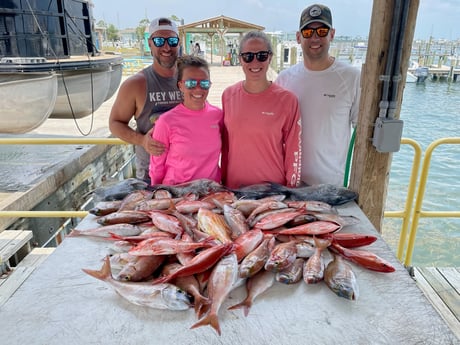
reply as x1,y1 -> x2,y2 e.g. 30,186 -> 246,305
0,0 -> 96,59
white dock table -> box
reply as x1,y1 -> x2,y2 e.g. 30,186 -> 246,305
0,202 -> 457,344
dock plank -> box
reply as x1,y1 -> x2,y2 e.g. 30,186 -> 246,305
0,247 -> 55,307
414,267 -> 460,339
0,230 -> 33,262
439,267 -> 460,294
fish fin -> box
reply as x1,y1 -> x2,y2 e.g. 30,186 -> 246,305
194,296 -> 211,317
82,256 -> 112,281
151,274 -> 172,285
67,229 -> 82,237
190,312 -> 221,336
227,299 -> 252,317
313,236 -> 332,250
108,232 -> 124,241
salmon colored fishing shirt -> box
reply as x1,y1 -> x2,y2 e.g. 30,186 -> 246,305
149,102 -> 223,185
221,81 -> 302,189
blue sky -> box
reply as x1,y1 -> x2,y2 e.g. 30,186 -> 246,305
91,0 -> 460,40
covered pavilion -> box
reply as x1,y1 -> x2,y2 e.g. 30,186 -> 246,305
178,15 -> 264,65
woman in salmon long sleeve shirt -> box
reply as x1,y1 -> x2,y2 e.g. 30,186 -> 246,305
221,31 -> 302,189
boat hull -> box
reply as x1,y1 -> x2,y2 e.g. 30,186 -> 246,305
0,74 -> 58,134
50,69 -> 110,119
0,1 -> 123,129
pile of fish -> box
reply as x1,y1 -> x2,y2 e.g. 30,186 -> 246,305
75,179 -> 395,336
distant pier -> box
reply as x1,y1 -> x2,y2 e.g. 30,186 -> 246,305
409,66 -> 460,82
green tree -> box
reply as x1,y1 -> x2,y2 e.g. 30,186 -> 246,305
136,18 -> 150,41
106,24 -> 119,42
170,15 -> 183,25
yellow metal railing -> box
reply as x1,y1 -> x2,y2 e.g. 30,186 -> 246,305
1,137 -> 458,267
0,138 -> 126,145
403,137 -> 460,266
383,138 -> 422,262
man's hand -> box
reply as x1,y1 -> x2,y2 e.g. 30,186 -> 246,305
142,128 -> 166,156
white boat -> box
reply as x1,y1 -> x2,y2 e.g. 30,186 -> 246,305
406,71 -> 418,83
51,69 -> 109,119
0,74 -> 58,134
0,0 -> 123,132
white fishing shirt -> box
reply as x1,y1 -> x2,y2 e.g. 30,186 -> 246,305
275,59 -> 361,186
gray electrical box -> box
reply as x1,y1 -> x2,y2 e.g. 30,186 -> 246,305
372,117 -> 404,152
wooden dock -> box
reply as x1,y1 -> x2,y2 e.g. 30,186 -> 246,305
413,267 -> 460,339
408,65 -> 460,81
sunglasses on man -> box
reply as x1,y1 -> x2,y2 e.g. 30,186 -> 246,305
239,50 -> 272,63
301,26 -> 330,39
181,79 -> 212,90
151,37 -> 179,48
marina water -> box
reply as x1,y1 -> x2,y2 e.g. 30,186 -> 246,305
382,79 -> 460,267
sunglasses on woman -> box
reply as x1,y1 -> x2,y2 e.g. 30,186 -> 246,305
181,79 -> 212,90
151,37 -> 179,47
239,50 -> 272,63
301,26 -> 330,39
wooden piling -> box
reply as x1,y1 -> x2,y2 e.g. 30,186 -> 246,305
349,0 -> 420,231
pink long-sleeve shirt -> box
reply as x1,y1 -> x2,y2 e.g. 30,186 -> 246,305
149,102 -> 223,185
221,81 -> 302,189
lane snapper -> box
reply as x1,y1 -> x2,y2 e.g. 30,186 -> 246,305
148,210 -> 183,237
276,258 -> 304,284
324,254 -> 359,300
303,237 -> 331,284
239,236 -> 275,278
233,228 -> 264,262
264,240 -> 298,272
116,255 -> 165,282
246,201 -> 288,225
89,200 -> 122,216
222,204 -> 249,240
253,209 -> 306,230
128,237 -> 215,256
118,190 -> 154,211
286,200 -> 336,213
161,263 -> 210,317
274,220 -> 341,236
67,223 -> 143,238
82,256 -> 191,310
96,210 -> 151,226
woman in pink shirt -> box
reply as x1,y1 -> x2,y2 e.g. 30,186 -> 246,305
149,55 -> 223,185
221,31 -> 302,189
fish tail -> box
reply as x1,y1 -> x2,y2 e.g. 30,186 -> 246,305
227,299 -> 252,317
268,182 -> 290,194
313,236 -> 331,250
193,296 -> 210,317
151,275 -> 171,285
82,256 -> 112,281
67,229 -> 82,237
190,312 -> 221,336
108,232 -> 124,241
